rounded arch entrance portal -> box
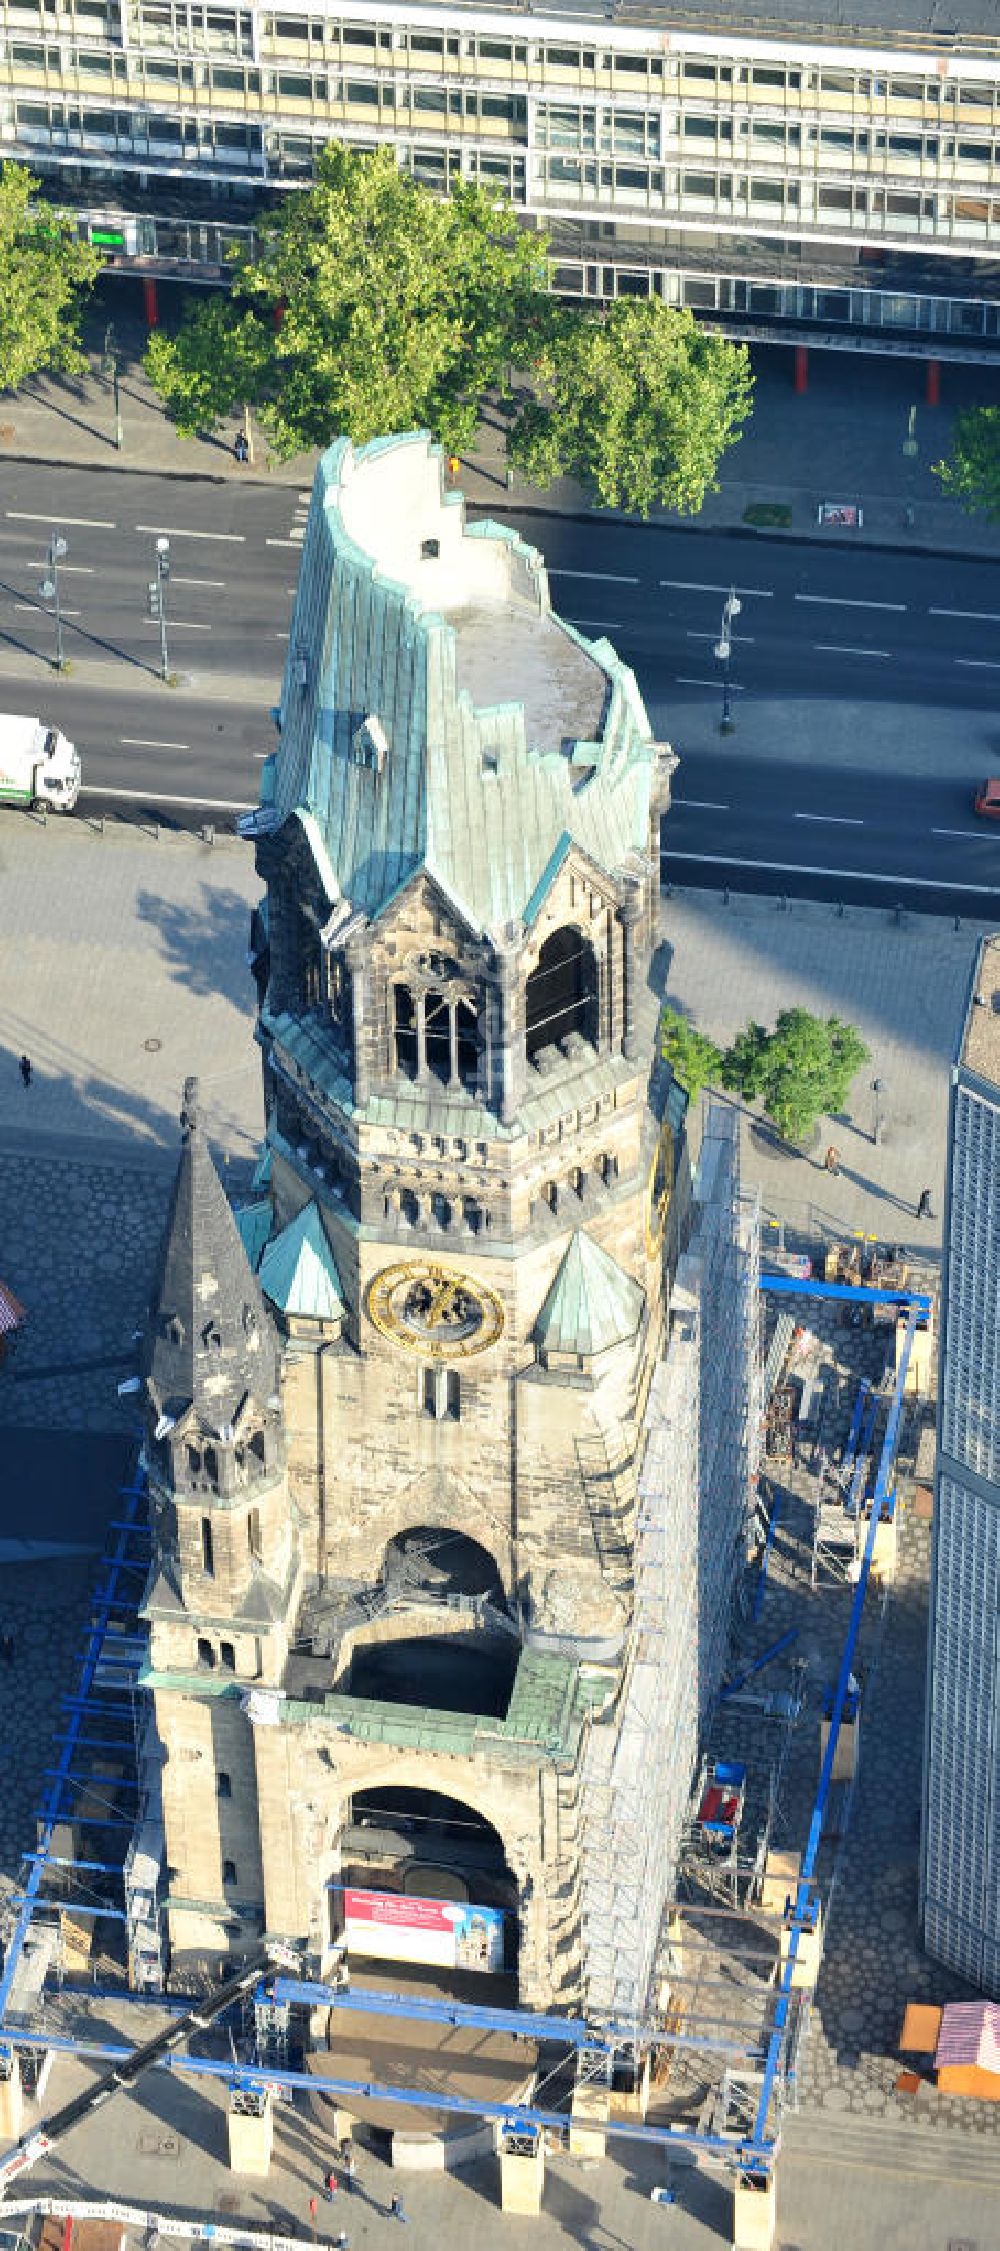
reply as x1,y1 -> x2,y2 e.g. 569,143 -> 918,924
343,1785 -> 517,1921
348,1527 -> 519,1718
525,925 -> 598,1062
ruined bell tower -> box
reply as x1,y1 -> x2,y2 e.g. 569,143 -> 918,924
142,436 -> 678,2006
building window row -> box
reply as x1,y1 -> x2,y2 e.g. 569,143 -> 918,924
385,1185 -> 488,1235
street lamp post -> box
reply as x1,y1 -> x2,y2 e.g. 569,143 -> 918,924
872,1076 -> 885,1147
148,536 -> 171,681
102,321 -> 123,452
714,585 -> 741,736
38,530 -> 68,672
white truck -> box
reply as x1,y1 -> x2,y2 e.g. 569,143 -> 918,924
0,713 -> 80,811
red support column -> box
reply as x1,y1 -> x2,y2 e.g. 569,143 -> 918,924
142,276 -> 159,329
793,344 -> 809,395
926,357 -> 941,407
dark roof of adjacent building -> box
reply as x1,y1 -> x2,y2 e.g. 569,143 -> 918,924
143,1077 -> 281,1435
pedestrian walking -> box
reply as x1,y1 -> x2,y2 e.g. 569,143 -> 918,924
343,2151 -> 357,2193
446,454 -> 460,481
18,1054 -> 31,1088
917,1186 -> 934,1220
324,2172 -> 339,2202
824,1144 -> 840,1176
389,2197 -> 407,2224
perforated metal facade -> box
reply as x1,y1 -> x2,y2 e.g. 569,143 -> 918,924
923,960 -> 1000,1995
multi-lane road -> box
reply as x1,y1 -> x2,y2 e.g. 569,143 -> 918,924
1,462 -> 1000,905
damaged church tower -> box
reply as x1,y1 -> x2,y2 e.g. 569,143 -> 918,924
139,435 -> 751,2019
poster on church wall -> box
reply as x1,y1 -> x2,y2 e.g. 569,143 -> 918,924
342,1886 -> 505,1974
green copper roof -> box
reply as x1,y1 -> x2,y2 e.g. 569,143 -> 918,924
234,1197 -> 272,1271
258,1199 -> 346,1322
265,433 -> 662,938
535,1230 -> 645,1360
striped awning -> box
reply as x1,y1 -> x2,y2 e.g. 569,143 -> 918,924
935,2001 -> 1000,2073
0,1280 -> 25,1335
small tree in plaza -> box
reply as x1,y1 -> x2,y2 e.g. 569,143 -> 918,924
722,1008 -> 870,1144
0,163 -> 100,393
659,1006 -> 724,1102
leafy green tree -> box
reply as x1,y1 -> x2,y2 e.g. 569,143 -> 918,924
934,405 -> 1000,520
146,144 -> 549,459
508,300 -> 753,517
0,163 -> 100,394
659,1006 -> 723,1102
722,1009 -> 869,1144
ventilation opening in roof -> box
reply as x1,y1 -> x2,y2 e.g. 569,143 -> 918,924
421,538 -> 441,560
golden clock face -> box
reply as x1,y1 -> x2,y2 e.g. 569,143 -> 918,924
645,1117 -> 675,1257
366,1260 -> 505,1359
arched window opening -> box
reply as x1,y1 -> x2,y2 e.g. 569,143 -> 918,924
394,985 -> 417,1077
299,907 -> 321,1009
462,1197 -> 483,1235
201,1516 -> 215,1576
197,1637 -> 216,1669
248,1506 -> 262,1560
220,1640 -> 236,1673
425,990 -> 451,1084
525,926 -> 598,1063
186,1444 -> 202,1479
542,1180 -> 558,1212
431,1192 -> 452,1230
456,1000 -> 479,1093
222,1858 -> 238,1886
400,1188 -> 420,1226
203,1445 -> 219,1490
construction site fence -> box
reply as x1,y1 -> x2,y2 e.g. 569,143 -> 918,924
3,2201 -> 313,2251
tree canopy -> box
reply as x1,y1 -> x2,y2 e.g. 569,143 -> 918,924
0,163 -> 100,394
509,299 -> 753,517
659,1006 -> 723,1102
146,143 -> 753,501
934,405 -> 1000,520
721,1008 -> 869,1144
146,143 -> 549,458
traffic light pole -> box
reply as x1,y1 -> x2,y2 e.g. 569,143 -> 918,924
149,536 -> 171,681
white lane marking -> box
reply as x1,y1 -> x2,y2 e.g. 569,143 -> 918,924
135,525 -> 245,543
15,601 -> 80,615
931,826 -> 988,839
297,490 -> 311,500
673,797 -> 731,810
674,674 -> 745,689
171,575 -> 226,589
795,812 -> 864,827
565,618 -> 621,631
31,562 -> 94,575
686,630 -> 755,644
274,632 -> 290,642
660,578 -> 773,597
930,606 -> 1000,623
121,736 -> 191,751
266,537 -> 303,549
796,592 -> 906,612
83,785 -> 252,810
955,658 -> 1000,671
549,567 -> 640,584
139,619 -> 213,633
814,643 -> 891,658
661,850 -> 1000,896
7,511 -> 116,529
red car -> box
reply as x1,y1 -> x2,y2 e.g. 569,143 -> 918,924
974,778 -> 1000,819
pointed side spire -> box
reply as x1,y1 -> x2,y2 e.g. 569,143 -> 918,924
143,1077 -> 281,1431
534,1230 -> 645,1362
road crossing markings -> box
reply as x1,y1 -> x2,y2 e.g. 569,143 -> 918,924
931,826 -> 989,839
15,602 -> 80,616
673,798 -> 731,811
685,630 -> 755,644
171,576 -> 226,590
813,644 -> 891,659
954,658 -> 1000,670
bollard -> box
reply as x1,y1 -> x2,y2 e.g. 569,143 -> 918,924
894,903 -> 905,925
724,885 -> 730,906
836,901 -> 845,918
201,823 -> 215,848
954,914 -> 961,933
778,893 -> 788,912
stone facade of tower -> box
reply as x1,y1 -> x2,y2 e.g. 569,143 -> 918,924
141,436 -> 676,2006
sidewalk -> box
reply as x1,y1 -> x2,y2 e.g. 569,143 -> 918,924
5,307 -> 1000,557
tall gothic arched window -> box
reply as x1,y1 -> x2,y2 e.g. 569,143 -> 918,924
525,927 -> 598,1062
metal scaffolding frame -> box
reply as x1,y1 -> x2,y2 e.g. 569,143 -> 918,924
0,1470 -> 149,2038
579,1103 -> 761,2030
